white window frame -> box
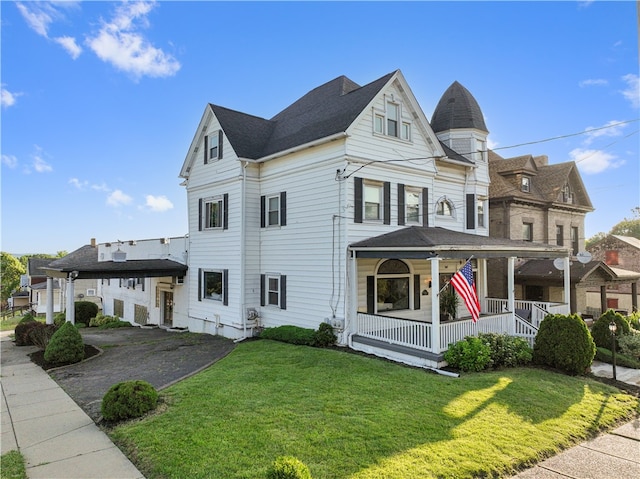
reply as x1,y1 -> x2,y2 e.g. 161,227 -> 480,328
202,270 -> 224,302
204,196 -> 224,229
477,198 -> 486,228
521,176 -> 531,193
267,194 -> 281,227
266,274 -> 281,307
436,197 -> 455,218
364,181 -> 383,221
372,100 -> 412,141
208,133 -> 220,161
405,188 -> 421,224
86,289 -> 96,297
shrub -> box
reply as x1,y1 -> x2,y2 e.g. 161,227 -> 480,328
266,456 -> 312,479
74,301 -> 99,326
628,312 -> 640,331
595,347 -> 640,369
533,314 -> 595,375
89,313 -> 119,327
590,309 -> 630,349
101,380 -> 158,422
99,320 -> 133,329
478,333 -> 533,368
28,323 -> 58,350
14,320 -> 40,346
312,322 -> 337,347
19,313 -> 35,324
618,334 -> 640,360
53,312 -> 66,327
444,336 -> 492,372
44,321 -> 85,365
261,326 -> 316,346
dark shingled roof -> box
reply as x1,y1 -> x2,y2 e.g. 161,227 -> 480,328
28,258 -> 54,276
431,81 -> 488,133
43,244 -> 187,280
514,259 -> 640,284
212,72 -> 396,160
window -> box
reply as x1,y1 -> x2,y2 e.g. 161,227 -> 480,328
387,103 -> 399,137
372,101 -> 411,140
261,192 -> 287,227
477,199 -> 486,228
86,289 -> 96,296
571,227 -> 579,255
521,176 -> 531,192
199,269 -> 228,305
204,130 -> 223,163
365,182 -> 383,220
523,222 -> 533,241
374,114 -> 384,134
114,299 -> 124,318
261,274 -> 286,309
402,122 -> 411,141
436,198 -> 454,217
376,259 -> 410,312
605,250 -> 619,266
199,194 -> 228,230
562,184 -> 573,203
405,188 -> 421,223
556,225 -> 564,246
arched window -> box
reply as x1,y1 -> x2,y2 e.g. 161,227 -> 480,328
376,259 -> 411,312
436,198 -> 455,217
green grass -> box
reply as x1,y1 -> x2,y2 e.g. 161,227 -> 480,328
1,451 -> 27,479
0,316 -> 25,332
110,340 -> 639,479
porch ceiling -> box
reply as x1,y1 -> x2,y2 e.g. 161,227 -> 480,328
350,226 -> 568,259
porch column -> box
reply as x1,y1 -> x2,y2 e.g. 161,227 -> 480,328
65,275 -> 75,324
348,252 -> 358,340
46,277 -> 54,325
430,257 -> 441,353
632,282 -> 638,313
477,258 -> 488,310
563,256 -> 571,310
507,257 -> 516,334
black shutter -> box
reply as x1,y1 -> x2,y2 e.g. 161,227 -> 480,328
218,130 -> 223,159
383,181 -> 391,225
260,274 -> 265,306
366,276 -> 375,314
260,196 -> 266,228
204,135 -> 208,164
422,188 -> 429,226
466,194 -> 476,229
280,275 -> 286,310
198,268 -> 202,301
354,177 -> 363,223
223,193 -> 229,230
198,199 -> 203,231
414,275 -> 421,310
223,269 -> 228,306
280,191 -> 287,226
398,183 -> 405,226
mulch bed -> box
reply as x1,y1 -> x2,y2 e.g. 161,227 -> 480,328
29,344 -> 101,370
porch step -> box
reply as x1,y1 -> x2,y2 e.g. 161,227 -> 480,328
351,335 -> 445,363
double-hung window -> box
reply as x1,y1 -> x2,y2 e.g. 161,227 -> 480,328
204,130 -> 223,163
571,227 -> 579,255
405,188 -> 421,223
199,194 -> 228,230
521,176 -> 531,193
198,269 -> 229,305
364,182 -> 383,221
477,199 -> 486,228
260,192 -> 287,227
387,103 -> 399,137
556,225 -> 564,246
354,178 -> 390,224
523,222 -> 533,242
373,100 -> 411,140
261,273 -> 287,309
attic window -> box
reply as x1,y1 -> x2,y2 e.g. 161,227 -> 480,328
204,130 -> 223,164
373,101 -> 411,140
562,184 -> 573,203
521,176 -> 531,193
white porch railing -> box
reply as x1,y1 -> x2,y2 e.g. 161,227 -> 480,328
355,313 -> 432,351
439,313 -> 512,351
484,298 -> 569,328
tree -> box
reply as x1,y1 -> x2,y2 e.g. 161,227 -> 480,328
586,207 -> 640,247
1,252 -> 26,304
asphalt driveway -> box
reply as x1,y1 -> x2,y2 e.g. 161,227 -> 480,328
49,327 -> 236,421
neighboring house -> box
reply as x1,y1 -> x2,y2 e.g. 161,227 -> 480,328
27,258 -> 64,315
586,235 -> 640,314
487,151 -> 603,314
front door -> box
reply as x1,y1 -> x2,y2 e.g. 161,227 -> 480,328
162,291 -> 174,327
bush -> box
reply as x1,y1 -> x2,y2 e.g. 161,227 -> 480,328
89,313 -> 119,327
478,333 -> 533,368
628,312 -> 640,331
74,301 -> 99,326
14,320 -> 40,346
54,312 -> 66,327
99,320 -> 133,329
261,326 -> 316,346
533,314 -> 596,375
590,309 -> 630,349
444,336 -> 492,372
28,323 -> 58,350
266,456 -> 312,479
101,380 -> 158,422
595,347 -> 640,369
618,334 -> 640,360
312,322 -> 337,347
44,321 -> 85,365
19,313 -> 35,324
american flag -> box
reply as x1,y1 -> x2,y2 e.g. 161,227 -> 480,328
450,260 -> 481,323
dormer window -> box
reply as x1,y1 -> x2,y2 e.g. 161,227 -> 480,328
373,101 -> 411,140
562,184 -> 572,203
521,176 -> 531,193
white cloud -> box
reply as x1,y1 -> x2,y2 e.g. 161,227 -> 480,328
54,36 -> 82,59
2,154 -> 18,169
583,120 -> 626,145
579,79 -> 608,87
143,194 -> 174,212
1,86 -> 21,108
107,189 -> 133,207
620,73 -> 639,109
16,2 -> 56,37
86,1 -> 180,80
33,155 -> 53,173
69,177 -> 88,189
91,182 -> 110,192
570,148 -> 624,174
486,137 -> 499,150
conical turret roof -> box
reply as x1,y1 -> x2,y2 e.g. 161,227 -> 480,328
431,81 -> 488,133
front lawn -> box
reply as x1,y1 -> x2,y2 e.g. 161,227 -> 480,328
110,340 -> 639,479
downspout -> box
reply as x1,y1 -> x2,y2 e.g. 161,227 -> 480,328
239,160 -> 248,340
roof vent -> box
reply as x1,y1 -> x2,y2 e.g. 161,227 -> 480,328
112,249 -> 127,262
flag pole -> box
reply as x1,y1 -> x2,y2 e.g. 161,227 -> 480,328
438,255 -> 474,295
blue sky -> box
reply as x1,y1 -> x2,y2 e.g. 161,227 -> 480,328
2,0 -> 638,255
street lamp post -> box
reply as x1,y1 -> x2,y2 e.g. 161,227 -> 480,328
609,320 -> 617,381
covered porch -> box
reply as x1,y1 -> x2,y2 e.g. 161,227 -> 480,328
347,227 -> 570,368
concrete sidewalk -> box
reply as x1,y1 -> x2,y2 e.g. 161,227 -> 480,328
1,333 -> 144,479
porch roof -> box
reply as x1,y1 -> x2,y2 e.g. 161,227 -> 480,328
41,244 -> 187,280
515,259 -> 640,285
349,226 -> 568,259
